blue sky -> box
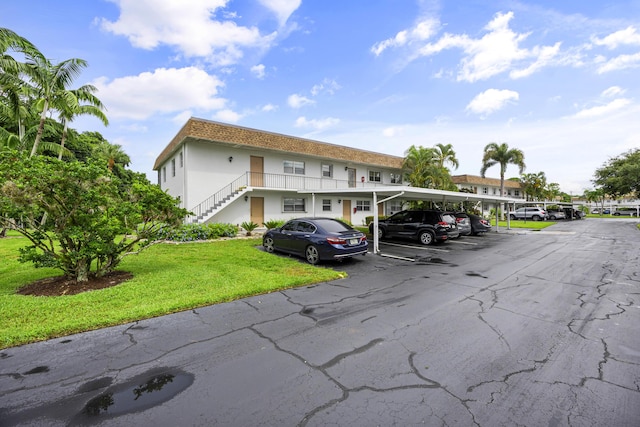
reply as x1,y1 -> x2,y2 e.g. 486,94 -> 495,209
3,0 -> 640,194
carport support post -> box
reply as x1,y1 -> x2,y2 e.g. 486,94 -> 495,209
373,191 -> 379,254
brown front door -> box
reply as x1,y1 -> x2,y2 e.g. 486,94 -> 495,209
250,156 -> 264,187
378,203 -> 384,216
250,197 -> 264,226
342,200 -> 351,223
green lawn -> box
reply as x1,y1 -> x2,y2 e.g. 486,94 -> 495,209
494,219 -> 555,230
0,235 -> 344,349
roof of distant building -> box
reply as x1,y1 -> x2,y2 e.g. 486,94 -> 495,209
452,174 -> 523,189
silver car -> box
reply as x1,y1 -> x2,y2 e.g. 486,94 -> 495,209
509,207 -> 548,221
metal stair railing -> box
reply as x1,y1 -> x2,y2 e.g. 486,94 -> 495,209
186,173 -> 248,223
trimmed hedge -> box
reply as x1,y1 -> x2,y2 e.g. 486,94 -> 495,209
154,223 -> 238,242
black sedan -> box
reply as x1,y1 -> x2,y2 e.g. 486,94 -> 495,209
468,213 -> 492,235
263,218 -> 368,264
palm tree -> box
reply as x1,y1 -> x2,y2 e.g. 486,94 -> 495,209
480,142 -> 526,197
1,27 -> 41,147
93,142 -> 130,172
25,53 -> 91,158
403,145 -> 436,188
57,85 -> 108,160
433,143 -> 459,170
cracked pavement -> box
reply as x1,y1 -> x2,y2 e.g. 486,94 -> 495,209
1,218 -> 639,426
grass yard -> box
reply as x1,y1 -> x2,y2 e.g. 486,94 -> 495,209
494,219 -> 555,230
0,235 -> 344,349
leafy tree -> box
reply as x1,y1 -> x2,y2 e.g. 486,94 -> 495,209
480,142 -> 526,197
520,172 -> 547,201
433,143 -> 459,170
584,188 -> 606,213
403,144 -> 457,191
593,149 -> 640,199
545,182 -> 561,201
0,150 -> 189,283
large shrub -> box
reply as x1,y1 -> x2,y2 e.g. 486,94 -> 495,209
0,151 -> 188,282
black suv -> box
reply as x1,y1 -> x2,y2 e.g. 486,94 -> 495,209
369,210 -> 459,245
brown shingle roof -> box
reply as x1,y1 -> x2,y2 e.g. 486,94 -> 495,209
452,174 -> 523,189
153,118 -> 404,170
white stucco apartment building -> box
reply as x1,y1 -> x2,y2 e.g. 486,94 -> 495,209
153,118 -> 406,227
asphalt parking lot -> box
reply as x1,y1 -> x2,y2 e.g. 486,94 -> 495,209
1,218 -> 639,426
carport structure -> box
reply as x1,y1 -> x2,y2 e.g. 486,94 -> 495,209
299,186 -> 520,255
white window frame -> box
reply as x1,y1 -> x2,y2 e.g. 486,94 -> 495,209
390,173 -> 401,184
368,170 -> 381,182
283,197 -> 306,212
284,160 -> 305,175
322,199 -> 332,212
356,200 -> 371,211
322,164 -> 333,178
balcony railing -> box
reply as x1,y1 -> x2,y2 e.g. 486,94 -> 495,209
249,171 -> 398,190
187,171 -> 400,223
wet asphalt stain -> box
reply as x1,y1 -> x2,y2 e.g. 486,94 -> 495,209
71,367 -> 194,424
23,366 -> 49,375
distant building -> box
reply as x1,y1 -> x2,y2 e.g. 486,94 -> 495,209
452,175 -> 525,199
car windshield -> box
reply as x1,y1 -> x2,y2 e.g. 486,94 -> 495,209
314,219 -> 352,233
442,214 -> 456,223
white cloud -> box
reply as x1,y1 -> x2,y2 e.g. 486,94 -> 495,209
287,94 -> 315,108
466,89 -> 519,117
374,11 -> 563,82
596,52 -> 640,73
213,109 -> 243,123
371,18 -> 440,56
262,103 -> 277,112
100,0 -> 277,67
310,78 -> 341,96
383,126 -> 404,137
172,110 -> 193,125
602,86 -> 626,97
257,0 -> 301,26
510,42 -> 561,79
592,26 -> 640,49
251,64 -> 266,79
294,116 -> 340,130
92,67 -> 226,120
570,98 -> 632,119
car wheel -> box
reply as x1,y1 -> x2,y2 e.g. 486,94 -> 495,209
377,227 -> 385,240
418,230 -> 434,245
510,214 -> 516,220
263,236 -> 275,253
613,212 -> 620,216
305,245 -> 320,265
549,215 -> 556,220
532,215 -> 541,221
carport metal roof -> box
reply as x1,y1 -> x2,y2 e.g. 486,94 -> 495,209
298,186 -> 521,255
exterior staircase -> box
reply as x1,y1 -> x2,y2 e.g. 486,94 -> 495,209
186,174 -> 248,224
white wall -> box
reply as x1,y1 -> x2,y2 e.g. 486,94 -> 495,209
158,139 -> 403,225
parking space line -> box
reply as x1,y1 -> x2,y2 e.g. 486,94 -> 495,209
449,239 -> 478,245
379,241 -> 450,253
379,253 -> 416,262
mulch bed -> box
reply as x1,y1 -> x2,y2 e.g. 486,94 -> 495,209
17,271 -> 133,296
